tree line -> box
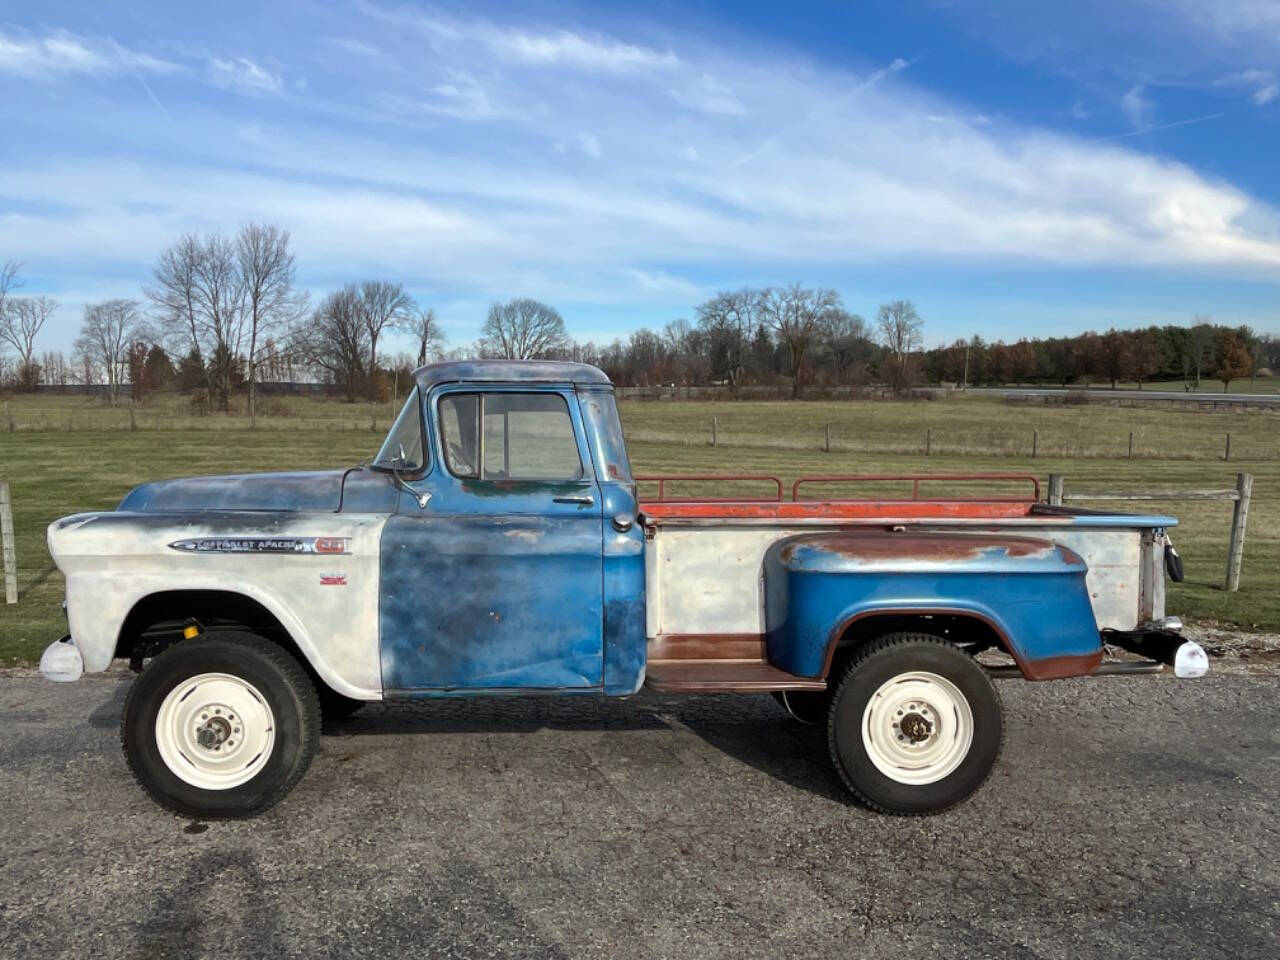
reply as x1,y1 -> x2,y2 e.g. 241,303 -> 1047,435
2,232 -> 1277,407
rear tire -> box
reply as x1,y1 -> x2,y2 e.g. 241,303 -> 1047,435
121,631 -> 320,819
827,633 -> 1002,815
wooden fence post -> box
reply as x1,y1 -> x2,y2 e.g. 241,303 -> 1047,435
4,401 -> 12,433
1224,433 -> 1231,462
711,416 -> 718,447
1032,429 -> 1038,459
1127,432 -> 1133,460
1047,474 -> 1064,506
0,482 -> 16,605
1225,472 -> 1252,592
926,428 -> 931,456
824,423 -> 831,453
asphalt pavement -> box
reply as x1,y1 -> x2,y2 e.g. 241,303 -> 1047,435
1,668 -> 1277,959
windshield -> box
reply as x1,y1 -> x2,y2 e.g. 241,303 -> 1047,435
373,388 -> 426,472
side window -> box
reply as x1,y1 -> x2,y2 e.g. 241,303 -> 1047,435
439,392 -> 583,481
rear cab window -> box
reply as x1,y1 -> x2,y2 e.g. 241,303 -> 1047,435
578,391 -> 632,483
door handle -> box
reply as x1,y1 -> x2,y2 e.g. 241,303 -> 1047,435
553,494 -> 595,506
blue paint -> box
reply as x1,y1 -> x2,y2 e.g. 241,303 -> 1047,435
378,382 -> 608,694
764,532 -> 1101,677
119,470 -> 350,513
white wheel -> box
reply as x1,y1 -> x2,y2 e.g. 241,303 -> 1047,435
154,672 -> 276,790
861,670 -> 974,786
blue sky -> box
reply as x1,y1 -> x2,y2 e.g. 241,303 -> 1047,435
1,0 -> 1278,355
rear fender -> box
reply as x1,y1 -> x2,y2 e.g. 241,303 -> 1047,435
763,531 -> 1103,681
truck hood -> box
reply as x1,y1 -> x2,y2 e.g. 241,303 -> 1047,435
118,470 -> 347,513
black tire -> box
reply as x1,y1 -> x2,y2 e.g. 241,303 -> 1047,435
120,631 -> 320,819
827,633 -> 1002,816
772,689 -> 831,725
317,687 -> 366,722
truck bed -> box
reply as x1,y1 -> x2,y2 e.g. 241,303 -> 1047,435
637,474 -> 1177,686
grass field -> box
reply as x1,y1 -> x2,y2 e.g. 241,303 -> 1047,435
1,391 -> 1275,663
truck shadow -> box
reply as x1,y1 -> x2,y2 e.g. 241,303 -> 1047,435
326,692 -> 850,804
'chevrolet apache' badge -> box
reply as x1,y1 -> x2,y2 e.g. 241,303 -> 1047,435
167,537 -> 351,555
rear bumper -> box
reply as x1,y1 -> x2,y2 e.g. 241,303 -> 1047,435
39,636 -> 84,682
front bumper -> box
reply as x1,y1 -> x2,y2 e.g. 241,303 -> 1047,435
39,636 -> 84,682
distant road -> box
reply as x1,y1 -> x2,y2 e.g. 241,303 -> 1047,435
964,386 -> 1280,405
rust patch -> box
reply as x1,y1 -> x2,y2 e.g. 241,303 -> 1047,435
643,501 -> 1037,522
1019,650 -> 1104,681
648,633 -> 767,661
796,532 -> 1055,563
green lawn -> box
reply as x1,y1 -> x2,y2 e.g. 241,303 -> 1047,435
1,392 -> 1275,663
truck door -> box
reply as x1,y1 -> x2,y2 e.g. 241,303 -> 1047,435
379,386 -> 605,693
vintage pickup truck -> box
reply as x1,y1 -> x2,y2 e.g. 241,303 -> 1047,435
40,360 -> 1207,819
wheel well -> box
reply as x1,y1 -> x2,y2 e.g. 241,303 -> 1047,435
824,612 -> 1011,679
116,590 -> 323,688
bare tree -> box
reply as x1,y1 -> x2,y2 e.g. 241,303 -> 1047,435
695,289 -> 760,393
758,284 -> 842,398
76,300 -> 141,404
0,294 -> 57,390
291,287 -> 369,402
876,300 -> 924,391
356,281 -> 413,404
0,260 -> 20,372
481,298 -> 569,359
236,224 -> 306,427
403,306 -> 447,367
147,232 -> 245,411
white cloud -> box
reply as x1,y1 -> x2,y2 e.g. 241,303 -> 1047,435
1218,68 -> 1279,105
578,132 -> 602,158
669,73 -> 746,116
1121,85 -> 1151,128
207,57 -> 284,95
359,2 -> 678,74
0,28 -> 178,79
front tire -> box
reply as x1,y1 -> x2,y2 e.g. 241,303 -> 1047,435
827,633 -> 1002,815
121,632 -> 320,819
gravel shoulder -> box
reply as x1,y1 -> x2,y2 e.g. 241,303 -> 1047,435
1,668 -> 1277,959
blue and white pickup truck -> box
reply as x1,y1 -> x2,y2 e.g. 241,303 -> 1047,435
40,360 -> 1207,819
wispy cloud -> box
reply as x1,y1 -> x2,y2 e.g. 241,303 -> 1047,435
1121,84 -> 1150,129
207,57 -> 284,95
0,28 -> 179,79
1219,68 -> 1279,105
360,2 -> 678,74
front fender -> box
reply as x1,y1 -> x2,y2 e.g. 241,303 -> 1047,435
48,511 -> 387,699
763,531 -> 1102,680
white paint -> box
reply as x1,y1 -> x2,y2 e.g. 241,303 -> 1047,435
47,513 -> 388,699
861,670 -> 974,785
154,672 -> 276,790
646,517 -> 1160,639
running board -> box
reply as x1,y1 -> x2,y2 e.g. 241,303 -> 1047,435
644,660 -> 827,694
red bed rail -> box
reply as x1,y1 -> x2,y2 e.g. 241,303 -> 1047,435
791,473 -> 1041,503
636,472 -> 1041,503
635,474 -> 785,502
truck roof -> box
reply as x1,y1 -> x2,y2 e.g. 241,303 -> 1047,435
411,359 -> 612,391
